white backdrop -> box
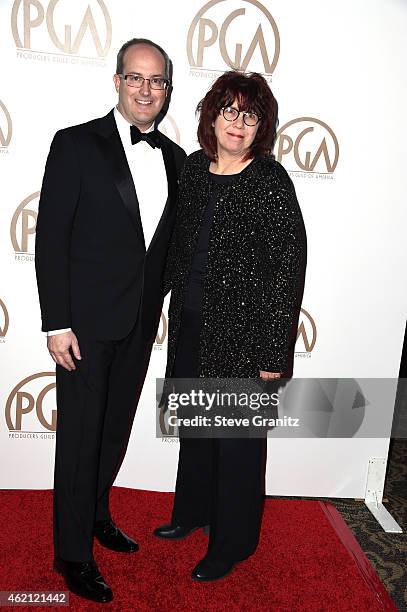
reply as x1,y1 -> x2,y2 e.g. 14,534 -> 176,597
1,0 -> 406,497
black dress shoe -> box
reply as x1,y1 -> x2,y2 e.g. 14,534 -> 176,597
54,557 -> 113,603
153,524 -> 209,540
191,557 -> 236,582
94,519 -> 139,553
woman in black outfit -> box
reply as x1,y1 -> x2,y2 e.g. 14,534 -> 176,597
154,71 -> 307,581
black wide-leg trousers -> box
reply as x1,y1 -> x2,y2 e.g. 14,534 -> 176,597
54,324 -> 152,562
170,307 -> 267,563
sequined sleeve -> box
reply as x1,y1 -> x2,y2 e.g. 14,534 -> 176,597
256,164 -> 307,374
163,225 -> 176,297
163,166 -> 187,296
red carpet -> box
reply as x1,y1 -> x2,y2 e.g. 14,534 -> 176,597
0,488 -> 396,611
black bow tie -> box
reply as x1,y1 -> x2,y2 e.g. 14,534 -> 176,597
130,125 -> 161,148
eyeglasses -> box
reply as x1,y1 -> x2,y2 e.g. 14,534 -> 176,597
221,106 -> 261,126
118,74 -> 169,90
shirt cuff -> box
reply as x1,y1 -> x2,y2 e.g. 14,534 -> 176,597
46,328 -> 72,336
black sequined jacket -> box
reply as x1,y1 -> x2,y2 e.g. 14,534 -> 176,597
163,149 -> 307,379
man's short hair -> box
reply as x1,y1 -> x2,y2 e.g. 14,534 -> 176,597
116,38 -> 171,82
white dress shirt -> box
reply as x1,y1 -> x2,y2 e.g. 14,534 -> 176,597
47,107 -> 168,337
113,107 -> 168,247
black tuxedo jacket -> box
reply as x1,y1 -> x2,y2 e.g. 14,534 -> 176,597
35,109 -> 186,341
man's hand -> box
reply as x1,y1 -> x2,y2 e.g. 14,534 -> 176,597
47,331 -> 81,371
259,370 -> 281,380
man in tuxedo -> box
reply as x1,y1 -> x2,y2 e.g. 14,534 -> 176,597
35,38 -> 186,603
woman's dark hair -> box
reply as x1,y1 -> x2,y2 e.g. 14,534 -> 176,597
197,71 -> 278,161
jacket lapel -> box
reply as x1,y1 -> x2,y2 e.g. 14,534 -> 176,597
146,136 -> 178,252
93,110 -> 146,248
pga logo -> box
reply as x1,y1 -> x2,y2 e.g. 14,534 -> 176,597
11,0 -> 112,58
187,0 -> 280,74
276,118 -> 339,174
10,191 -> 40,255
6,372 -> 57,432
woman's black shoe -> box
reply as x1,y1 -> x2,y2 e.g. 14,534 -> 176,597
54,557 -> 113,603
191,557 -> 236,582
94,519 -> 139,552
153,524 -> 209,539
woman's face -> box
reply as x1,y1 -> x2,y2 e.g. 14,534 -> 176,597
213,98 -> 260,158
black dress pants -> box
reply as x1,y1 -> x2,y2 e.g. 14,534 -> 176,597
171,307 -> 267,562
54,323 -> 152,562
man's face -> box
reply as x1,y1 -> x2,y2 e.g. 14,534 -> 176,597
114,43 -> 168,131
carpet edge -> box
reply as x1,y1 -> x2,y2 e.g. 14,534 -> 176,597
318,501 -> 398,612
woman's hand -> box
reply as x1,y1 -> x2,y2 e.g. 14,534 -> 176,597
259,370 -> 281,380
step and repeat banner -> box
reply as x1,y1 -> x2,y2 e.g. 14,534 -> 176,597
1,0 -> 406,496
